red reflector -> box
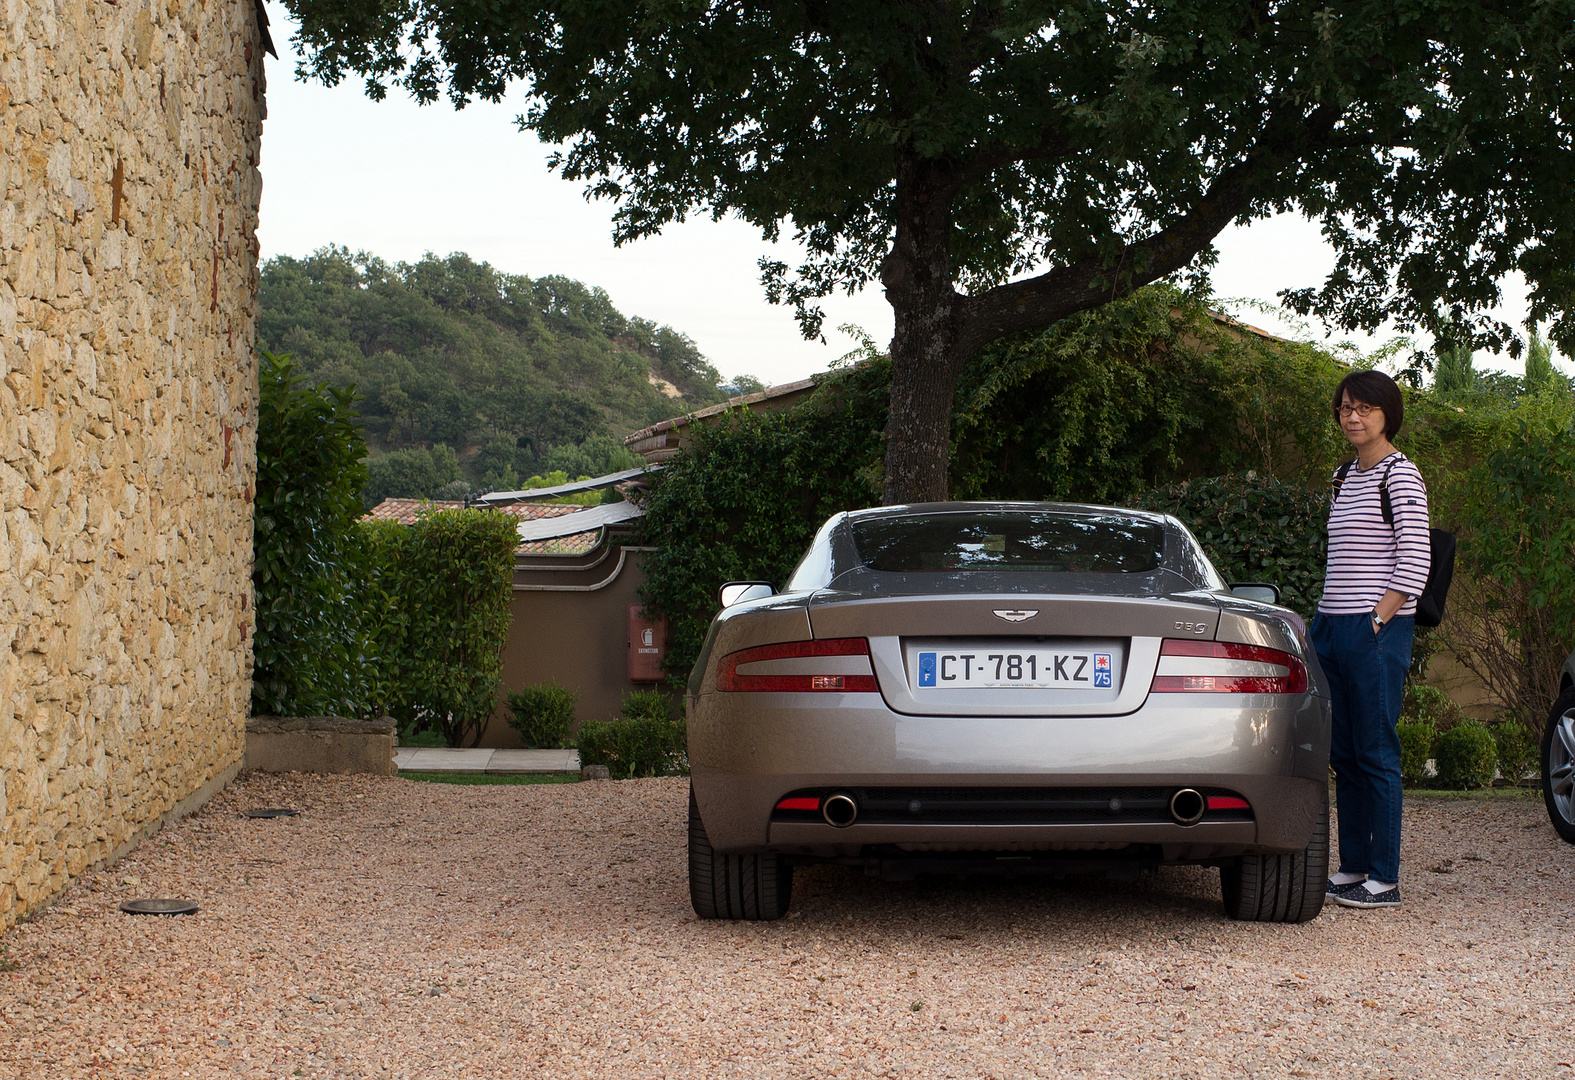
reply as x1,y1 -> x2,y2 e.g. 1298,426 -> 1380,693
775,797 -> 820,811
716,638 -> 879,692
1149,638 -> 1308,694
1207,795 -> 1251,810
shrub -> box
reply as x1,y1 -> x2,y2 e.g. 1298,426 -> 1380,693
1491,720 -> 1539,787
1401,684 -> 1461,730
1432,720 -> 1499,790
1136,472 -> 1330,620
620,689 -> 675,724
575,692 -> 688,778
368,508 -> 520,747
1439,421 -> 1575,728
635,363 -> 888,681
1396,721 -> 1436,787
506,680 -> 577,749
252,351 -> 376,718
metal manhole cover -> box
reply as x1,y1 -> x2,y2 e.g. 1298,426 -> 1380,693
120,899 -> 200,916
244,808 -> 300,818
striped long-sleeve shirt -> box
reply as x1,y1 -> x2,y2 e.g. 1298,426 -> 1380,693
1319,451 -> 1431,616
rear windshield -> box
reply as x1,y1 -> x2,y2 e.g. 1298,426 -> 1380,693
850,512 -> 1164,574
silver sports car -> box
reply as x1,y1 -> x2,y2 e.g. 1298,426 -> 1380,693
685,503 -> 1332,923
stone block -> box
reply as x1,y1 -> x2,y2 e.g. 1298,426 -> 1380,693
246,717 -> 398,777
1,0 -> 264,929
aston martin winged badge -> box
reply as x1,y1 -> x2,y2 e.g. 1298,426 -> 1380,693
992,609 -> 1038,622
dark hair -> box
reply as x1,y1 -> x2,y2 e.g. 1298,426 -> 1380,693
1332,370 -> 1403,439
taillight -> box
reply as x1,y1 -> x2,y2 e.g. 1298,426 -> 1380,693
1149,639 -> 1308,694
716,638 -> 880,693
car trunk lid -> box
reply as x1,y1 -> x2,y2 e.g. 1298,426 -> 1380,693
807,591 -> 1221,717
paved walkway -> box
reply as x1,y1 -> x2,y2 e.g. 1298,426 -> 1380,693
394,747 -> 581,774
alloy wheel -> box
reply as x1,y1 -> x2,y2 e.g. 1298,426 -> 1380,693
1549,707 -> 1575,826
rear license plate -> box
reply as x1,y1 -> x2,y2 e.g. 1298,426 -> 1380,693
914,647 -> 1114,689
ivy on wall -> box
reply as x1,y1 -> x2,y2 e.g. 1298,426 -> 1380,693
635,361 -> 890,679
1137,473 -> 1331,621
637,287 -> 1354,680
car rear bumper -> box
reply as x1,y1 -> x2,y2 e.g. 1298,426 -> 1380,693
688,690 -> 1330,856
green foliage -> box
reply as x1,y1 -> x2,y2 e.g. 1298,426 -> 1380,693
505,680 -> 578,749
1433,720 -> 1499,790
1396,721 -> 1437,788
1401,684 -> 1461,731
364,444 -> 465,507
636,362 -> 890,679
620,689 -> 676,724
251,351 -> 377,717
721,374 -> 768,397
1523,331 -> 1563,396
534,434 -> 640,486
952,290 -> 1349,501
368,508 -> 520,747
639,287 -> 1362,678
1137,473 -> 1330,621
293,1 -> 1575,353
291,0 -> 1575,501
259,248 -> 736,495
1440,421 -> 1575,727
1491,720 -> 1539,787
1434,344 -> 1476,396
574,692 -> 687,779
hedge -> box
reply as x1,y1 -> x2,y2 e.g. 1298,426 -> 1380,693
252,352 -> 375,717
1136,472 -> 1330,621
368,508 -> 520,747
575,691 -> 688,778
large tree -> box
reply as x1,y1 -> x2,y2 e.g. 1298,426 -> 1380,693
286,0 -> 1575,502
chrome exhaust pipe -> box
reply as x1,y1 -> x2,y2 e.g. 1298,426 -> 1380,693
1169,788 -> 1206,827
822,792 -> 859,828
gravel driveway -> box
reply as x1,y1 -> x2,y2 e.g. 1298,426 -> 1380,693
1,772 -> 1569,1079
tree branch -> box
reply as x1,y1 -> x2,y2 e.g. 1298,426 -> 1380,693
953,102 -> 1343,357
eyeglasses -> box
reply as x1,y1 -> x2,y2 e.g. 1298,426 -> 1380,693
1335,403 -> 1380,418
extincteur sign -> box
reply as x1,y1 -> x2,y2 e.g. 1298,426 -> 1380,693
627,606 -> 668,682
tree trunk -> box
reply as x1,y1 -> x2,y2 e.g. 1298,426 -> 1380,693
881,157 -> 963,505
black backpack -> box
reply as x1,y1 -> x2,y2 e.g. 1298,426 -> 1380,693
1333,458 -> 1456,628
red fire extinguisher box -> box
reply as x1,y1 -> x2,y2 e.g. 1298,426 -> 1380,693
627,606 -> 668,683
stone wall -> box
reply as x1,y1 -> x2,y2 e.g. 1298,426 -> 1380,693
0,0 -> 264,928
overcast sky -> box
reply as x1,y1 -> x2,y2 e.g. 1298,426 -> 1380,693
255,11 -> 1564,389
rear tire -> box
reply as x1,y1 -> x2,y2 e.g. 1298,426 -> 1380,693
1540,687 -> 1575,844
1221,793 -> 1328,923
688,786 -> 793,920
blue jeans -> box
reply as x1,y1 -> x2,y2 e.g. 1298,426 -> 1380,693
1311,611 -> 1413,885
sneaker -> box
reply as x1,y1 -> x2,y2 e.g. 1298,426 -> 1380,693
1333,881 -> 1401,909
1326,874 -> 1366,896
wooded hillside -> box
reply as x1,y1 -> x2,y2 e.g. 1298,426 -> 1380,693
259,247 -> 746,497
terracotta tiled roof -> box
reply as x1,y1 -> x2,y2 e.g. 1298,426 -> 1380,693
500,503 -> 583,522
361,498 -> 466,524
362,499 -> 584,526
516,530 -> 603,556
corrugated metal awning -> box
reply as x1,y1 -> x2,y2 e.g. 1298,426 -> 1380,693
476,466 -> 655,505
514,500 -> 644,541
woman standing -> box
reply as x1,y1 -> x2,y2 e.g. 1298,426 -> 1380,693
1313,370 -> 1431,910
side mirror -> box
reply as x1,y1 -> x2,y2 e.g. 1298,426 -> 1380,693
1229,582 -> 1281,605
719,581 -> 775,608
